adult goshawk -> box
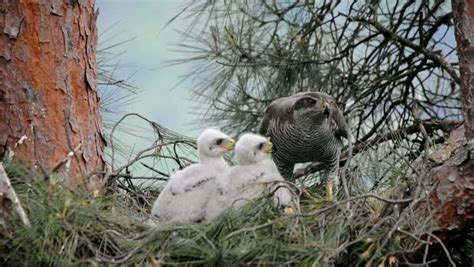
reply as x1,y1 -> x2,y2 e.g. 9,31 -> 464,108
258,92 -> 349,200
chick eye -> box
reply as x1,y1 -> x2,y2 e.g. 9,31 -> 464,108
258,142 -> 265,150
306,98 -> 316,107
215,138 -> 224,145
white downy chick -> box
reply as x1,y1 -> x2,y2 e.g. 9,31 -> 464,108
151,129 -> 235,224
205,133 -> 295,221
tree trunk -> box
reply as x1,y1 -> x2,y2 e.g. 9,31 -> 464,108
448,0 -> 474,231
0,0 -> 105,188
452,0 -> 474,140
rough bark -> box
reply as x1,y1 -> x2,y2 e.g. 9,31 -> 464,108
452,0 -> 474,140
384,124 -> 472,265
444,0 -> 474,237
425,126 -> 473,235
0,0 -> 105,187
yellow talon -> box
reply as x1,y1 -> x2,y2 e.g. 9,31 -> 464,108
284,206 -> 295,215
326,183 -> 333,201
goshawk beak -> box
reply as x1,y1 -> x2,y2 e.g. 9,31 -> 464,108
263,141 -> 273,155
222,138 -> 235,152
323,102 -> 330,117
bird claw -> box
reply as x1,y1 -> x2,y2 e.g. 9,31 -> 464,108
326,183 -> 334,201
284,206 -> 295,215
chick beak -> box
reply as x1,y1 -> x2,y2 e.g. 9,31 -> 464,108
263,141 -> 273,155
323,102 -> 330,117
222,138 -> 235,152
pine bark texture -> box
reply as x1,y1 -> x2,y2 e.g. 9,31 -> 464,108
0,0 -> 105,186
424,126 -> 473,235
452,0 -> 474,140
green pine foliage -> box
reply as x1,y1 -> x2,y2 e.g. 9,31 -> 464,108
4,161 -> 472,266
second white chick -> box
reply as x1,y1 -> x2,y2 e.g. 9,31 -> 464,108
205,133 -> 295,221
151,128 -> 235,224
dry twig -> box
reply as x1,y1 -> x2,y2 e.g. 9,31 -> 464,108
0,163 -> 31,227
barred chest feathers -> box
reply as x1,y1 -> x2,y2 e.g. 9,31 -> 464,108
269,117 -> 341,164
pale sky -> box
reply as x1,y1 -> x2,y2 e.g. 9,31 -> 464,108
96,0 -> 205,175
96,0 -> 199,136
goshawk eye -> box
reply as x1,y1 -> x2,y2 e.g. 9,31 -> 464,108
306,98 -> 316,107
215,138 -> 224,145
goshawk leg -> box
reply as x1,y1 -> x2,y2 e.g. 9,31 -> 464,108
325,166 -> 339,201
